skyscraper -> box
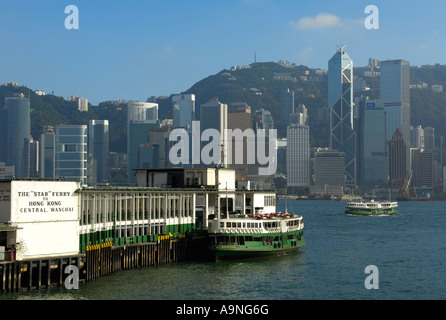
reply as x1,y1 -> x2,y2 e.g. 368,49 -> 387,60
39,126 -> 55,179
313,150 -> 345,195
0,108 -> 7,164
250,108 -> 275,176
172,94 -> 195,132
381,59 -> 410,184
388,129 -> 407,188
410,125 -> 424,149
281,88 -> 294,123
55,125 -> 88,185
127,101 -> 160,184
228,103 -> 252,180
286,124 -> 310,187
296,104 -> 308,125
149,125 -> 171,168
199,99 -> 228,167
328,46 -> 356,187
358,100 -> 388,188
424,127 -> 435,151
29,137 -> 39,178
411,148 -> 433,189
88,120 -> 109,184
380,59 -> 410,142
5,94 -> 30,178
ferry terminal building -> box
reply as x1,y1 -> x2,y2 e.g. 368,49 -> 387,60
0,168 -> 277,261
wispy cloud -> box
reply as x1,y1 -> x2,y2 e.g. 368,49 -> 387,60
298,46 -> 314,61
290,13 -> 341,30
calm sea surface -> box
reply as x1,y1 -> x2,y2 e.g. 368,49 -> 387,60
3,200 -> 446,300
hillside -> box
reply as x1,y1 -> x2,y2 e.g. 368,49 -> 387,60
181,62 -> 328,142
2,62 -> 446,154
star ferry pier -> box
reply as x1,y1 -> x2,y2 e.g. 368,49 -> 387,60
0,168 -> 278,293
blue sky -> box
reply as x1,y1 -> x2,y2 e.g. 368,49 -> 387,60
1,0 -> 445,105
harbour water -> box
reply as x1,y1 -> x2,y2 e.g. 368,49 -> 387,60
3,200 -> 446,300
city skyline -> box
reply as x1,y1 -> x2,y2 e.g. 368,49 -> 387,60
1,1 -> 446,105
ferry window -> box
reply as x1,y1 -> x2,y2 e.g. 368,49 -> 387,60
243,223 -> 246,228
226,222 -> 230,228
220,222 -> 224,228
237,222 -> 241,228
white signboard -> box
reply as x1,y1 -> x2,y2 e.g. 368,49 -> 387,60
9,181 -> 81,259
11,181 -> 79,223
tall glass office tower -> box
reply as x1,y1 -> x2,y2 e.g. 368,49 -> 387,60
328,46 -> 356,187
381,59 -> 410,182
55,125 -> 88,185
358,100 -> 388,188
380,59 -> 410,142
5,95 -> 30,178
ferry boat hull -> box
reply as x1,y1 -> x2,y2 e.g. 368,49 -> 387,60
209,233 -> 305,261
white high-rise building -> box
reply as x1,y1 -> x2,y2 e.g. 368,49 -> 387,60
78,97 -> 89,112
55,125 -> 88,185
286,124 -> 310,187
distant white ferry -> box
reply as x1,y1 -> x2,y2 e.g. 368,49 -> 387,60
345,199 -> 398,216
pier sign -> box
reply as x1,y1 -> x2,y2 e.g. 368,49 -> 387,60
10,181 -> 80,223
3,180 -> 81,260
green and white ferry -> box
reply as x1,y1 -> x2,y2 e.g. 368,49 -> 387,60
345,199 -> 398,216
208,211 -> 305,261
